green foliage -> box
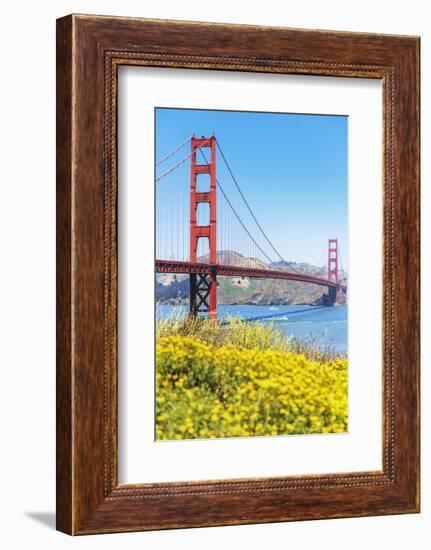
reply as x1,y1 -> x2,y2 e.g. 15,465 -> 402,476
156,313 -> 342,362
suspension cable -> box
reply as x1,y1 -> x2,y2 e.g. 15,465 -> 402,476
216,140 -> 290,266
199,149 -> 278,267
156,139 -> 210,183
156,135 -> 192,166
216,140 -> 303,272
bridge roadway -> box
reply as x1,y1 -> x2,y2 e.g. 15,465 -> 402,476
155,260 -> 347,291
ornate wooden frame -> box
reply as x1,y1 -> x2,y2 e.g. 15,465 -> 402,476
56,14 -> 420,534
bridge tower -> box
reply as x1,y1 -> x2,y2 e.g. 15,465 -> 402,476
327,238 -> 339,305
189,134 -> 217,319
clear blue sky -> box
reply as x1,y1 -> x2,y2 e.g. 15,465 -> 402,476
155,108 -> 347,268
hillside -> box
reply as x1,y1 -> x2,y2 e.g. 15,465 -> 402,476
156,251 -> 347,306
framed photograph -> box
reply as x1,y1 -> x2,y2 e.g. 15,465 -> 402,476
56,14 -> 420,534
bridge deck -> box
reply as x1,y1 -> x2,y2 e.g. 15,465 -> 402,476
156,260 -> 346,290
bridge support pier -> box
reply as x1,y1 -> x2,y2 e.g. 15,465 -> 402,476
327,286 -> 339,306
190,269 -> 217,319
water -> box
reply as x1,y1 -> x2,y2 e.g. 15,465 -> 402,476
156,304 -> 348,354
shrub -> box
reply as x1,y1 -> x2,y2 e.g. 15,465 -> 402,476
156,313 -> 342,361
156,333 -> 348,440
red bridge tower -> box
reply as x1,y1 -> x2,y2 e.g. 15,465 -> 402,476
189,135 -> 217,319
327,238 -> 339,305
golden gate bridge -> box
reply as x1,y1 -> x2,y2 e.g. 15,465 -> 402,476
156,134 -> 347,319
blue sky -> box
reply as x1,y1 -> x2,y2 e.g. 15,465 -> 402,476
155,108 -> 347,268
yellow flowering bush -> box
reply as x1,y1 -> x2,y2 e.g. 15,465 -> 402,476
156,334 -> 348,440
